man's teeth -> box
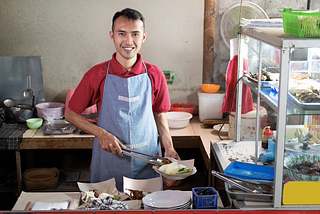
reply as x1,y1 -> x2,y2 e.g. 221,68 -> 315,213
123,47 -> 134,50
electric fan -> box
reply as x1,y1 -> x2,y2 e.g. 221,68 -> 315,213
220,1 -> 269,48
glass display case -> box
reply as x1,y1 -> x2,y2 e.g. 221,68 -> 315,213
235,26 -> 320,208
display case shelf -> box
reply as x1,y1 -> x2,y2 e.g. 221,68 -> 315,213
243,76 -> 320,116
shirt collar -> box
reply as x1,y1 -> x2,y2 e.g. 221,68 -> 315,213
110,53 -> 145,75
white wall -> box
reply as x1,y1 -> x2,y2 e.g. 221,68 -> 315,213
0,0 -> 204,105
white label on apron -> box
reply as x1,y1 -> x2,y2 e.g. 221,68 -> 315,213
126,141 -> 148,149
118,95 -> 140,103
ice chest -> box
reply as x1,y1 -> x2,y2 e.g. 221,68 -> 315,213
228,104 -> 267,140
198,90 -> 225,122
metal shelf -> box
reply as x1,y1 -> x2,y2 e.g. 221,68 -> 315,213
243,76 -> 320,116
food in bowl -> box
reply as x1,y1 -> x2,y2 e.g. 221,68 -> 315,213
284,154 -> 320,181
26,118 -> 43,129
165,112 -> 193,129
201,84 -> 220,93
158,162 -> 191,175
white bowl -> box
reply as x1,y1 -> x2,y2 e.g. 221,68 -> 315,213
165,112 -> 193,129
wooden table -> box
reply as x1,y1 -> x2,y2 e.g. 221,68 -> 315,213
17,116 -> 225,194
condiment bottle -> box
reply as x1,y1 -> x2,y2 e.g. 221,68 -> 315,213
262,126 -> 274,149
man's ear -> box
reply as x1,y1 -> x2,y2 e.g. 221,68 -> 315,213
142,32 -> 147,43
109,31 -> 114,42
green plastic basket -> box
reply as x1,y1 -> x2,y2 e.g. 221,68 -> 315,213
280,8 -> 320,38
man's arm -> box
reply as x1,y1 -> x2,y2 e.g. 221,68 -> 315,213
154,112 -> 180,160
65,108 -> 124,155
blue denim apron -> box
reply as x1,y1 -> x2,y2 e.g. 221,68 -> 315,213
90,60 -> 160,191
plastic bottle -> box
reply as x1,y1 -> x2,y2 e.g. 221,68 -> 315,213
259,139 -> 276,164
262,126 -> 274,149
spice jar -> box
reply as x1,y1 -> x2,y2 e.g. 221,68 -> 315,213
262,126 -> 274,149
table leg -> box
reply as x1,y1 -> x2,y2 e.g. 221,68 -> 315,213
15,150 -> 22,195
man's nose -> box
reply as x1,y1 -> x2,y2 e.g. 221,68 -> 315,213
124,34 -> 133,43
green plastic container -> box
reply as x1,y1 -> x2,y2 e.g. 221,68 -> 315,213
280,8 -> 320,38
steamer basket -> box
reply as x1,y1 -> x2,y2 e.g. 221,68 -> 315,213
24,167 -> 59,190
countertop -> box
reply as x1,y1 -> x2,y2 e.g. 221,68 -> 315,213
22,116 -> 229,164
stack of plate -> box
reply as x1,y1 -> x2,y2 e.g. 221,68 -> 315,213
142,190 -> 191,210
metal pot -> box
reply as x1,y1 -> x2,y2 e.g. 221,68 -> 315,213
0,108 -> 5,128
10,105 -> 33,123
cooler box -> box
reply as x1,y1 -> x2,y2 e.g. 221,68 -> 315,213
229,104 -> 267,140
198,91 -> 225,122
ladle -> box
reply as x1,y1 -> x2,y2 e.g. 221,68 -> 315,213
23,74 -> 34,99
3,99 -> 15,108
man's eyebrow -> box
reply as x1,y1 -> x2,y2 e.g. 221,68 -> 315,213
117,30 -> 141,34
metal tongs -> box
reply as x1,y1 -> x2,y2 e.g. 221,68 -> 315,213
211,170 -> 273,195
121,147 -> 172,167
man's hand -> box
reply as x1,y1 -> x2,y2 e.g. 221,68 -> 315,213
65,108 -> 125,156
96,128 -> 125,156
164,147 -> 180,160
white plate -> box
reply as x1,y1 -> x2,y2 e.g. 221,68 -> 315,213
142,190 -> 191,208
144,200 -> 191,210
152,166 -> 197,180
213,124 -> 229,134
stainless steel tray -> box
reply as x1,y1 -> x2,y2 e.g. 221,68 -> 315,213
246,75 -> 271,88
225,181 -> 273,202
43,119 -> 76,135
288,92 -> 320,110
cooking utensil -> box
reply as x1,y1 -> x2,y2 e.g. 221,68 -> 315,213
121,147 -> 172,167
43,119 -> 76,135
212,170 -> 273,194
2,99 -> 15,119
3,99 -> 15,108
23,74 -> 34,99
211,170 -> 262,194
10,106 -> 33,123
32,94 -> 35,108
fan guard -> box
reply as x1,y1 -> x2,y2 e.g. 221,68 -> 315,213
220,1 -> 269,49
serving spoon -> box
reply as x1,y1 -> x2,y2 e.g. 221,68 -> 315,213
23,74 -> 34,99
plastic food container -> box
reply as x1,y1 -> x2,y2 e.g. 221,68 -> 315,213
280,8 -> 320,38
198,90 -> 225,122
170,103 -> 196,115
165,112 -> 193,129
36,102 -> 65,120
192,187 -> 219,209
26,118 -> 43,129
224,162 -> 274,181
201,84 -> 220,93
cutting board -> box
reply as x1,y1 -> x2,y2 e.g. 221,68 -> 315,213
283,181 -> 320,205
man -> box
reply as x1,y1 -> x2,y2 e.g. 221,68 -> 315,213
65,8 -> 180,191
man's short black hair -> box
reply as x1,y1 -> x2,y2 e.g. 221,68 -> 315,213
112,8 -> 145,31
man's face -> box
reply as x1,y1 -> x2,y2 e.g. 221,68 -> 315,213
110,16 -> 146,63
